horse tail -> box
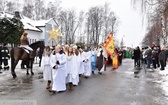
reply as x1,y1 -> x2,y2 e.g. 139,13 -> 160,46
10,48 -> 15,71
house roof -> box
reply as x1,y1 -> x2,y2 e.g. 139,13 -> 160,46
0,11 -> 57,32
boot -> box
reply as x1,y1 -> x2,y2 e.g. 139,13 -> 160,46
46,81 -> 51,89
70,84 -> 74,90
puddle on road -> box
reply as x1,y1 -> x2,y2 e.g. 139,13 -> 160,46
0,72 -> 43,95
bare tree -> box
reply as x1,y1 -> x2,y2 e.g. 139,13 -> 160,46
85,6 -> 104,45
34,0 -> 45,20
5,1 -> 16,13
132,0 -> 168,46
58,9 -> 80,44
76,11 -> 84,43
22,3 -> 34,19
45,0 -> 61,19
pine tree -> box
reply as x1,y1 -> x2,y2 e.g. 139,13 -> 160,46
0,17 -> 24,47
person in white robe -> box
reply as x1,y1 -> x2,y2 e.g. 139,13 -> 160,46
49,45 -> 67,94
72,45 -> 80,85
78,48 -> 84,75
82,46 -> 92,78
41,46 -> 52,89
66,46 -> 79,89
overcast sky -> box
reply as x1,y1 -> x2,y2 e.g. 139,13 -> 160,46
58,0 -> 146,47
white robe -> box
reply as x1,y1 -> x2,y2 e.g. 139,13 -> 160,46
82,51 -> 92,76
41,55 -> 52,81
79,53 -> 84,75
50,52 -> 67,92
66,55 -> 79,85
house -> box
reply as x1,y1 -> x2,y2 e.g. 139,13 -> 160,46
0,11 -> 59,46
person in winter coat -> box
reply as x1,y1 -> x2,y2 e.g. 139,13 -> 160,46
159,47 -> 166,70
0,43 -> 10,70
144,46 -> 152,69
133,46 -> 141,67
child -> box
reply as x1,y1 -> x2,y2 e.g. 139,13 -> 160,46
41,46 -> 52,89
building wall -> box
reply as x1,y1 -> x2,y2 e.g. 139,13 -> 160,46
45,19 -> 59,46
25,19 -> 59,46
25,30 -> 42,44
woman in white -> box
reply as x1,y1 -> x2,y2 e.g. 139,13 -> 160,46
72,45 -> 80,85
66,46 -> 79,89
49,45 -> 67,94
41,46 -> 52,89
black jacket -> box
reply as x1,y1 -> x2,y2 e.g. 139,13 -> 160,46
159,50 -> 166,61
1,47 -> 10,59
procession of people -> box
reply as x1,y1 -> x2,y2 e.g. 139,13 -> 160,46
40,44 -> 115,94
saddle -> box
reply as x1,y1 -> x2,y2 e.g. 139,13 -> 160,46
21,47 -> 31,54
20,47 -> 34,58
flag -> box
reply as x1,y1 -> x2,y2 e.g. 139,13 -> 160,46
103,32 -> 118,69
103,32 -> 115,56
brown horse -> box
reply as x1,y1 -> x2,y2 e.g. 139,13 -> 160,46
10,41 -> 45,78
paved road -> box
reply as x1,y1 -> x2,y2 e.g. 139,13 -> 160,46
0,59 -> 168,105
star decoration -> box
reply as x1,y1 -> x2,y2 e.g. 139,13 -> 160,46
47,25 -> 61,42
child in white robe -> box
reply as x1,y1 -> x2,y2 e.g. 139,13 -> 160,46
41,46 -> 52,89
66,46 -> 78,89
49,45 -> 67,94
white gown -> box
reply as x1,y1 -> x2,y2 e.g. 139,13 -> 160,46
79,53 -> 84,75
82,51 -> 92,77
41,54 -> 52,81
66,55 -> 79,85
50,52 -> 67,92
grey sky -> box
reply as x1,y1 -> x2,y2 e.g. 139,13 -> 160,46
58,0 -> 146,47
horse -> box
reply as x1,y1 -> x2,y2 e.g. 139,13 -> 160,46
10,41 -> 45,78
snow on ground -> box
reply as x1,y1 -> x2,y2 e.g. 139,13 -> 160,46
158,65 -> 168,97
0,57 -> 42,81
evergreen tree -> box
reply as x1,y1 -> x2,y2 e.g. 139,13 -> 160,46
0,17 -> 24,47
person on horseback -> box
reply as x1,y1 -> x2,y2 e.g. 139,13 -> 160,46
20,32 -> 34,58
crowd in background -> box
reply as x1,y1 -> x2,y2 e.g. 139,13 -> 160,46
132,42 -> 168,70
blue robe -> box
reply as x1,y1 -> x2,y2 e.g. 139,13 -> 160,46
91,50 -> 97,71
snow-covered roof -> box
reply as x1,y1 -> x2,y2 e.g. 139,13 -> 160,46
33,19 -> 52,27
0,11 -> 56,32
0,11 -> 14,18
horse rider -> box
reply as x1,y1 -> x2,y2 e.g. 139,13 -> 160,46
20,32 -> 34,58
0,43 -> 10,70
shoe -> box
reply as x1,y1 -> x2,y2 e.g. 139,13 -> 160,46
98,72 -> 102,75
46,86 -> 50,89
49,90 -> 56,94
160,69 -> 165,71
84,76 -> 88,79
92,71 -> 94,74
0,71 -> 2,74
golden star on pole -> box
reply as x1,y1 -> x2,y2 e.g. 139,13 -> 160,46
47,25 -> 61,42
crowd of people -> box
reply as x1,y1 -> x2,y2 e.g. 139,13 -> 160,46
40,44 -> 112,94
132,42 -> 168,70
